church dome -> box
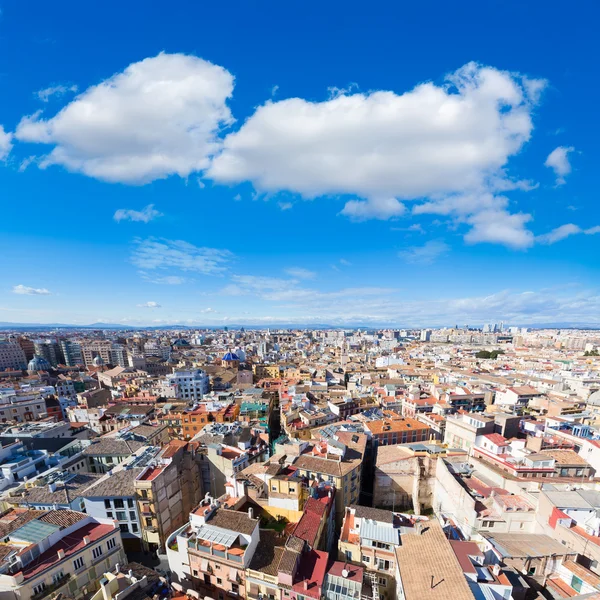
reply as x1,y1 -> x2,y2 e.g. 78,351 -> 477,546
222,351 -> 240,361
28,355 -> 50,371
92,355 -> 105,367
588,390 -> 600,406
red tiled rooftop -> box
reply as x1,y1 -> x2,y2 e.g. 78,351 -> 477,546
292,511 -> 322,547
292,549 -> 328,599
21,522 -> 116,580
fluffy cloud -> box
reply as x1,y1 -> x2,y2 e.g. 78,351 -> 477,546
341,197 -> 405,221
36,84 -> 78,102
114,204 -> 162,223
16,53 -> 234,184
399,240 -> 449,264
545,146 -> 575,185
208,62 -> 545,246
132,238 -> 232,275
12,284 -> 52,295
537,223 -> 600,244
137,301 -> 161,308
284,267 -> 316,280
0,126 -> 13,160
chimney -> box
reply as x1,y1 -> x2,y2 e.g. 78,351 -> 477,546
303,580 -> 308,590
48,483 -> 57,493
83,536 -> 91,545
57,549 -> 65,560
493,564 -> 501,576
128,570 -> 134,579
115,563 -> 120,573
248,507 -> 254,519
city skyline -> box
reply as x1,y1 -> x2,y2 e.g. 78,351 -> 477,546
1,1 -> 599,326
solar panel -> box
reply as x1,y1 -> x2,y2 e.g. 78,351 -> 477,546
195,525 -> 238,547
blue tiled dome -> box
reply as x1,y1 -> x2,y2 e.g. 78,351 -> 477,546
28,355 -> 50,371
222,352 -> 240,361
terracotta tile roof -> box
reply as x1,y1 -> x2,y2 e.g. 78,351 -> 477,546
206,507 -> 258,535
38,510 -> 87,529
395,521 -> 475,600
248,530 -> 285,575
0,509 -> 46,538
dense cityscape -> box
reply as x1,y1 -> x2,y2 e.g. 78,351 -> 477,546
0,325 -> 599,599
2,0 -> 599,598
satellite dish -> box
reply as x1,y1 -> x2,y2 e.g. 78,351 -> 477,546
342,569 -> 349,578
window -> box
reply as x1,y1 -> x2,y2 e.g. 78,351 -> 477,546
141,490 -> 148,499
107,512 -> 113,519
119,523 -> 129,533
73,557 -> 84,571
376,559 -> 390,571
33,583 -> 47,595
527,566 -> 537,576
52,571 -> 64,584
116,511 -> 126,521
378,577 -> 387,586
193,570 -> 198,577
107,537 -> 116,550
104,499 -> 111,509
145,518 -> 153,526
129,511 -> 136,521
114,499 -> 124,508
216,578 -> 222,585
131,523 -> 139,533
362,555 -> 370,563
127,499 -> 134,508
92,546 -> 103,560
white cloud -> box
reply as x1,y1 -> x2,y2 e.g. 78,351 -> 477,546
0,125 -> 13,160
341,197 -> 405,221
208,62 -> 545,246
36,84 -> 78,102
16,53 -> 234,184
233,193 -> 242,201
339,259 -> 352,266
537,223 -> 600,245
18,155 -> 37,172
399,240 -> 450,264
137,301 -> 161,308
464,209 -> 533,249
200,307 -> 216,313
114,204 -> 162,223
132,238 -> 232,275
12,284 -> 52,295
278,201 -> 293,211
284,267 -> 316,280
545,146 -> 574,185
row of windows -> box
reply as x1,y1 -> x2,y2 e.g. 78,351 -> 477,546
104,498 -> 134,509
32,538 -> 118,594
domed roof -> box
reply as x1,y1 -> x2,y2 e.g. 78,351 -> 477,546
588,390 -> 600,406
92,355 -> 105,367
28,355 -> 50,371
222,351 -> 240,361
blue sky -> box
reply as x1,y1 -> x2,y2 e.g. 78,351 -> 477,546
1,0 -> 599,327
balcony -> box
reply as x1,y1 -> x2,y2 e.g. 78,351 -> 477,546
32,574 -> 71,600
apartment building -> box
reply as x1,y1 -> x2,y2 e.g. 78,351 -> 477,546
0,509 -> 125,600
338,505 -> 400,598
0,339 -> 27,371
444,412 -> 494,451
134,441 -> 204,553
364,417 -> 431,446
284,433 -> 367,524
162,369 -> 209,402
167,498 -> 260,599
